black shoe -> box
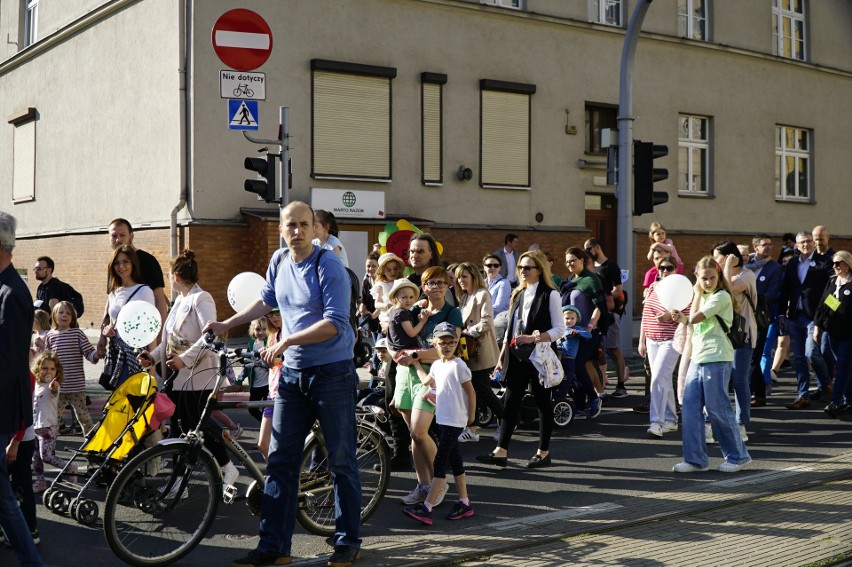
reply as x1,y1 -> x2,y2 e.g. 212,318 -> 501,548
526,454 -> 551,468
383,455 -> 412,472
824,403 -> 840,418
327,545 -> 361,567
476,453 -> 508,467
231,549 -> 292,567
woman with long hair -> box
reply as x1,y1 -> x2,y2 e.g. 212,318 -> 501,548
454,262 -> 503,442
477,250 -> 564,468
814,250 -> 852,417
671,256 -> 751,473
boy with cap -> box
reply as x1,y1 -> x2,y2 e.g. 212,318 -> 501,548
403,322 -> 476,525
555,306 -> 592,402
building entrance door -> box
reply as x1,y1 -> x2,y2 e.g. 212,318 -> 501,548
584,194 -> 617,253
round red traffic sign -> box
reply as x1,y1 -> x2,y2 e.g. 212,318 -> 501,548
211,9 -> 273,71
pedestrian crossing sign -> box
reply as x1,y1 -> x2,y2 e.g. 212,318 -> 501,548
228,99 -> 259,131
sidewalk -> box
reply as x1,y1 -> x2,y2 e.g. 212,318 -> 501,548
298,451 -> 852,567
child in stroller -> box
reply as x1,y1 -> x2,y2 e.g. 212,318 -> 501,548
555,306 -> 593,418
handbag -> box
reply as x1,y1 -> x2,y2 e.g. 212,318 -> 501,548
460,335 -> 480,362
509,337 -> 534,361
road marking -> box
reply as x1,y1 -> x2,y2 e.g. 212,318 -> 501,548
486,502 -> 623,531
711,466 -> 815,488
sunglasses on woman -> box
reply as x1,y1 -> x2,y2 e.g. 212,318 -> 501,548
484,263 -> 500,269
658,265 -> 676,273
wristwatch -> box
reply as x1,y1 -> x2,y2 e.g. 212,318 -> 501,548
411,351 -> 419,360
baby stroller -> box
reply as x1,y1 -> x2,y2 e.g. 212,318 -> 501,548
44,371 -> 167,526
494,378 -> 575,429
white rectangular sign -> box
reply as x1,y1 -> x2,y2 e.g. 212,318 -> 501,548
311,188 -> 385,219
220,70 -> 266,100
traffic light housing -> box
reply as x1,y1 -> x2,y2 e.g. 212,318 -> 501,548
633,141 -> 669,215
244,154 -> 277,203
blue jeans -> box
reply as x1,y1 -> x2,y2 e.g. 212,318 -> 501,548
681,361 -> 750,468
731,344 -> 753,425
760,319 -> 780,384
0,433 -> 42,567
828,335 -> 852,406
787,315 -> 830,398
258,359 -> 361,555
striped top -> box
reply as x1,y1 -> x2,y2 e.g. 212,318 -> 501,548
641,282 -> 689,342
45,328 -> 97,393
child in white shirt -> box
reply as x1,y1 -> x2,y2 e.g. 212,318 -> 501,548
404,322 -> 476,525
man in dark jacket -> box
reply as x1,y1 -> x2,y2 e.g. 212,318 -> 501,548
0,211 -> 42,566
778,231 -> 833,409
746,234 -> 784,405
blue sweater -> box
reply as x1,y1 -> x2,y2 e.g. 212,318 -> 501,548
261,246 -> 354,369
558,325 -> 592,359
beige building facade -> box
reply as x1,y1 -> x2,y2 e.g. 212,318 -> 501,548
2,0 -> 851,322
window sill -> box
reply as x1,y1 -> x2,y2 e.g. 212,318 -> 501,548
311,175 -> 392,183
481,184 -> 531,191
774,197 -> 813,204
677,191 -> 714,199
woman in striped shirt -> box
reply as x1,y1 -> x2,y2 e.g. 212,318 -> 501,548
638,255 -> 686,438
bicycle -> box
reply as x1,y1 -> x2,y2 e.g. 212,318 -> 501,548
103,334 -> 390,567
232,83 -> 254,97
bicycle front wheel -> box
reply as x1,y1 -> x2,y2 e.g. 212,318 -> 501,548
296,423 -> 390,536
103,441 -> 221,567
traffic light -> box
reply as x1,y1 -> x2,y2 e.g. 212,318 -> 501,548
633,140 -> 669,215
244,154 -> 277,203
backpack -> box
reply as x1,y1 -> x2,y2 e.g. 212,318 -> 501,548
67,284 -> 85,317
272,247 -> 361,344
713,290 -> 747,349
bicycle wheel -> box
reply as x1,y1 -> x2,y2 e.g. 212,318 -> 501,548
296,423 -> 390,536
103,441 -> 221,567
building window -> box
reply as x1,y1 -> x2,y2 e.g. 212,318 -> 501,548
772,0 -> 806,61
585,103 -> 617,155
311,59 -> 396,181
678,0 -> 708,41
7,107 -> 37,203
23,0 -> 38,47
481,0 -> 524,9
421,73 -> 446,186
678,115 -> 710,195
590,0 -> 623,26
480,79 -> 535,189
775,125 -> 811,201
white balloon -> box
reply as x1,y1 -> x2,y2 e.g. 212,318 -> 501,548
117,301 -> 162,348
227,272 -> 266,312
656,274 -> 694,312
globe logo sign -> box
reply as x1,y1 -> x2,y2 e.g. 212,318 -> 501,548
342,191 -> 357,208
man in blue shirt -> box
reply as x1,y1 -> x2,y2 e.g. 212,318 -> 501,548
207,202 -> 360,567
0,212 -> 42,567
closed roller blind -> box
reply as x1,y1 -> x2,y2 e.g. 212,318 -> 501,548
313,71 -> 390,179
481,90 -> 529,187
13,120 -> 35,202
422,82 -> 442,183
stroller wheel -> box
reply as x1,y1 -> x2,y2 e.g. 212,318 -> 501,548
71,498 -> 99,525
42,488 -> 54,508
475,406 -> 494,428
48,491 -> 70,514
552,399 -> 574,429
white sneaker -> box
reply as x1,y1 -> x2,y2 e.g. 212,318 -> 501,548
704,423 -> 716,444
661,421 -> 679,433
222,461 -> 239,487
672,462 -> 710,473
738,425 -> 749,442
229,423 -> 243,440
458,428 -> 480,443
432,482 -> 449,507
718,459 -> 751,473
401,484 -> 429,505
647,423 -> 663,438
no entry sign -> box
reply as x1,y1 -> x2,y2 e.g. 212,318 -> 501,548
211,9 -> 273,71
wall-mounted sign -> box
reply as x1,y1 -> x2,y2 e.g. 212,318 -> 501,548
310,188 -> 385,219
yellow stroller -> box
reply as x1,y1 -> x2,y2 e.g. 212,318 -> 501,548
44,371 -> 166,526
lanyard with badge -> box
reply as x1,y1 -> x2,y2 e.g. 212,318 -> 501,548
823,280 -> 846,312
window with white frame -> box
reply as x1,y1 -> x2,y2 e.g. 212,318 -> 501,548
678,0 -> 708,41
678,115 -> 710,195
421,73 -> 446,185
8,108 -> 37,203
481,0 -> 524,9
772,0 -> 806,61
311,60 -> 396,180
480,79 -> 535,188
590,0 -> 623,26
775,125 -> 811,201
24,0 -> 38,47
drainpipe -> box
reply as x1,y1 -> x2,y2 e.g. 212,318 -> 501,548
172,0 -> 192,296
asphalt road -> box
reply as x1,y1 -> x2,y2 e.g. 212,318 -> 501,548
7,363 -> 852,567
